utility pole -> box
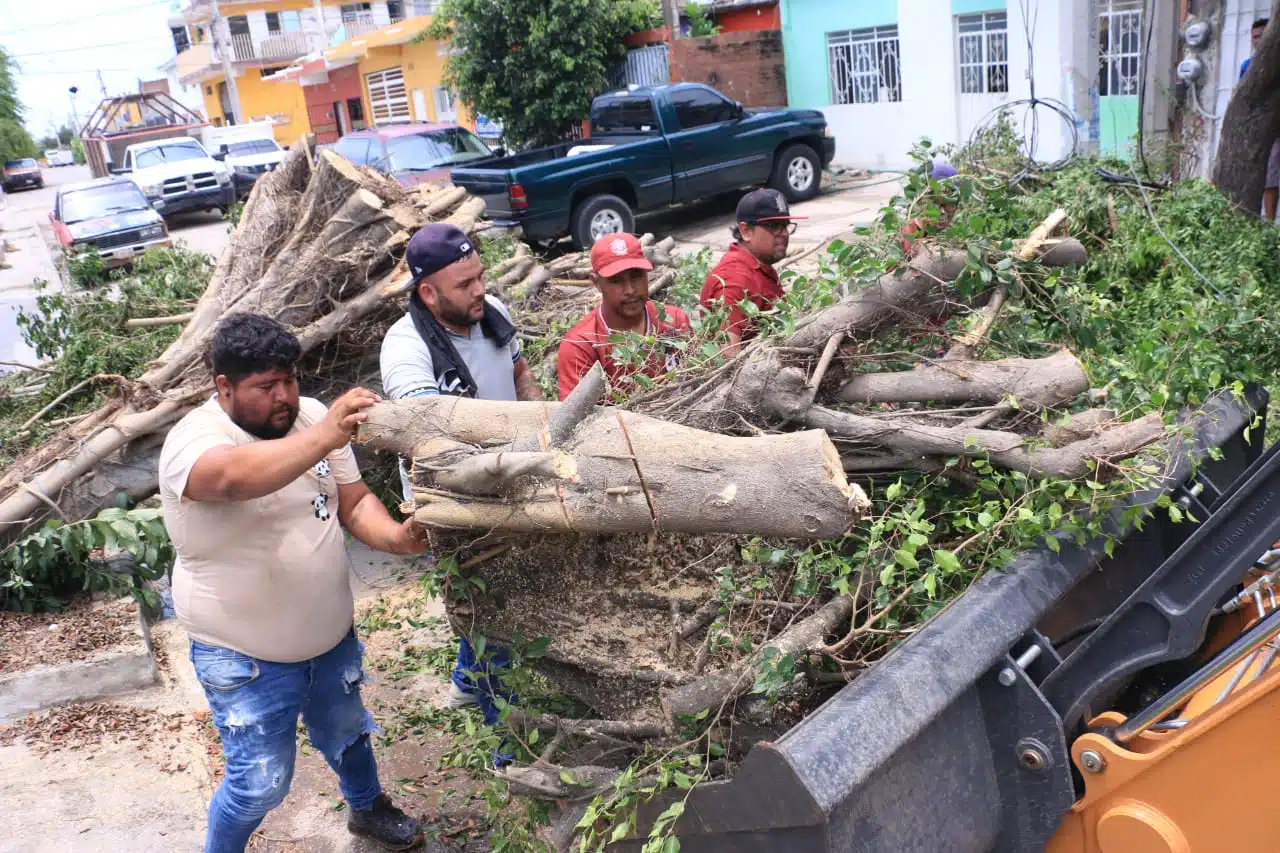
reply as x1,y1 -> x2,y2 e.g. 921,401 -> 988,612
662,0 -> 680,38
211,0 -> 245,124
97,69 -> 109,97
311,0 -> 329,53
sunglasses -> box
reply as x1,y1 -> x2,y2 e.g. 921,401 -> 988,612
749,220 -> 797,235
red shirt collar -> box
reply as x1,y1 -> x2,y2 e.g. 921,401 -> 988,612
726,242 -> 776,277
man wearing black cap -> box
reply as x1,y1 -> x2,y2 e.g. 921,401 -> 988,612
700,188 -> 805,355
379,223 -> 541,722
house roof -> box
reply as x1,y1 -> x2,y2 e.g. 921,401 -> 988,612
324,15 -> 434,63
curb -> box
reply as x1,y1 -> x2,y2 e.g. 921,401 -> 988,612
0,603 -> 159,722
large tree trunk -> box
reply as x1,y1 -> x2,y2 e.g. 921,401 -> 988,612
357,394 -> 870,539
1212,15 -> 1280,212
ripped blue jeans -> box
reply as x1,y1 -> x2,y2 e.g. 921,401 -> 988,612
190,629 -> 381,853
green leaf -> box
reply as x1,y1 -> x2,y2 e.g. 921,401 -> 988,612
885,480 -> 903,501
610,821 -> 632,843
525,636 -> 552,658
893,549 -> 919,571
923,572 -> 937,597
933,549 -> 961,573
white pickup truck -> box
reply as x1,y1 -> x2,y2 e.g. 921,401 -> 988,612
203,122 -> 287,199
112,136 -> 235,219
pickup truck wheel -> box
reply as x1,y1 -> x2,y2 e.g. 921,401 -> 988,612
572,194 -> 634,250
771,144 -> 821,202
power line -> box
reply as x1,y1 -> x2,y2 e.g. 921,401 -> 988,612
6,35 -> 172,59
15,67 -> 145,76
0,0 -> 172,37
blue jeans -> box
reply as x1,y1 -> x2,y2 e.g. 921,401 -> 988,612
191,629 -> 382,853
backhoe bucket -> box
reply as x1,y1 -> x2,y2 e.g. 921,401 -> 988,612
623,388 -> 1266,853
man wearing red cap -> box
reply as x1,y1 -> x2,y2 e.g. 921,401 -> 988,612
557,233 -> 691,400
700,188 -> 805,355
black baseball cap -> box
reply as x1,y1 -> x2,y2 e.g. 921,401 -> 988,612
406,224 -> 476,286
735,188 -> 808,224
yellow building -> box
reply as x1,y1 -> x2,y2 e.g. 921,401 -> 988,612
325,16 -> 472,130
261,9 -> 473,145
168,0 -> 444,146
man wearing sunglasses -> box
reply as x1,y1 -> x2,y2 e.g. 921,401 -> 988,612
700,188 -> 805,355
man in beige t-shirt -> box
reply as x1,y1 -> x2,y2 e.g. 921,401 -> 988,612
160,313 -> 430,853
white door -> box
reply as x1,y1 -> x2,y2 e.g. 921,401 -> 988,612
365,67 -> 411,125
434,87 -> 458,124
955,10 -> 1011,147
412,88 -> 428,122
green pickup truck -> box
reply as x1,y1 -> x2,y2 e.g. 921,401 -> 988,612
450,83 -> 837,248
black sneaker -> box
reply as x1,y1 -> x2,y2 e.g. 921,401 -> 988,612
348,794 -> 423,850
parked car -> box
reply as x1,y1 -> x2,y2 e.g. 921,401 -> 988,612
3,158 -> 44,192
203,122 -> 286,198
450,83 -> 836,248
331,124 -> 497,188
111,137 -> 235,218
44,149 -> 75,168
50,177 -> 172,269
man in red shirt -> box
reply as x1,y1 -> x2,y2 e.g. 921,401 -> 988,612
558,233 -> 691,400
700,188 -> 805,355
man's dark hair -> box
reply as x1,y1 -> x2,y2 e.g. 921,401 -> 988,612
208,313 -> 301,385
1253,17 -> 1269,30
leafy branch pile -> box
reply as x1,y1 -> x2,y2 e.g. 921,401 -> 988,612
377,142 -> 1280,851
0,139 -> 494,552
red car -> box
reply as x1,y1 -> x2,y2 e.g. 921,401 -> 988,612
3,158 -> 43,192
329,124 -> 498,188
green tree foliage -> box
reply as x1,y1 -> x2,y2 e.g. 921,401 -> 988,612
426,0 -> 659,148
685,3 -> 721,38
0,47 -> 38,163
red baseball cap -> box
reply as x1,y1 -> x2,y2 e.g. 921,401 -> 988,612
590,233 -> 654,278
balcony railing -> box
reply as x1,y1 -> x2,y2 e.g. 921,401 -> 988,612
228,30 -> 312,62
341,12 -> 382,37
391,1 -> 439,21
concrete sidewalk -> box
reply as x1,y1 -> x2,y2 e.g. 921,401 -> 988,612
0,190 -> 62,371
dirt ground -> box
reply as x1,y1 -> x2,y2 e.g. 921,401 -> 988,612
0,563 -> 510,852
0,595 -> 141,674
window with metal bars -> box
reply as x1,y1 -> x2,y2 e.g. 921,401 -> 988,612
1097,0 -> 1143,96
365,67 -> 411,125
957,11 -> 1009,95
827,26 -> 901,105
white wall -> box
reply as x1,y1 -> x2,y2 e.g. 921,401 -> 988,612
247,10 -> 270,46
816,0 -> 1088,170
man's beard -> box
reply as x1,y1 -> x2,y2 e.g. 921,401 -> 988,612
232,401 -> 299,440
437,297 -> 483,328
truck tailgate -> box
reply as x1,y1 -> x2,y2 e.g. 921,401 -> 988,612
451,169 -> 514,218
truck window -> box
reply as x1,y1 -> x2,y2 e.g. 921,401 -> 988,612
133,142 -> 207,169
334,136 -> 372,165
671,88 -> 739,130
590,97 -> 659,135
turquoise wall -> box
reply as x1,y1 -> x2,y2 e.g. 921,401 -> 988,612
779,0 -> 899,108
951,0 -> 1006,14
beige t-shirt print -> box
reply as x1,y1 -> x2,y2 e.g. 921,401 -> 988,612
159,396 -> 361,663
